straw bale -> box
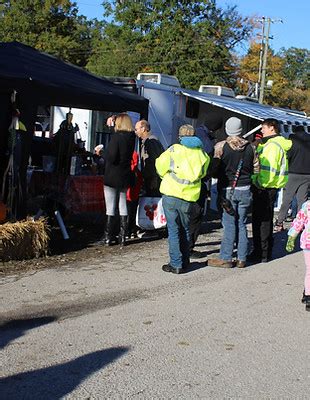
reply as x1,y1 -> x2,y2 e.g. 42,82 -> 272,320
0,218 -> 50,261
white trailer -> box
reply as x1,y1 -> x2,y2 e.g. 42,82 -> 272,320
132,73 -> 310,212
132,73 -> 310,148
43,73 -> 309,212
47,73 -> 310,152
44,72 -> 310,169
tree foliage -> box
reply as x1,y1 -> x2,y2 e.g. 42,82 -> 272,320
237,43 -> 310,113
0,0 -> 307,113
86,0 -> 254,89
278,47 -> 310,89
0,0 -> 98,66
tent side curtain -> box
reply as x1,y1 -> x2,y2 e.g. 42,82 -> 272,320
0,42 -> 148,115
180,90 -> 310,129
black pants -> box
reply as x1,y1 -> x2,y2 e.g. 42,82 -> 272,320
189,183 -> 207,252
189,202 -> 204,252
277,173 -> 310,224
251,186 -> 278,258
127,200 -> 139,235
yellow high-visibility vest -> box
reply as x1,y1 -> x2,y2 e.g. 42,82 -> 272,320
252,136 -> 292,189
156,144 -> 210,202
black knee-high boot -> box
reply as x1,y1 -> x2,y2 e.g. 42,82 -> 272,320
119,216 -> 127,247
104,215 -> 114,246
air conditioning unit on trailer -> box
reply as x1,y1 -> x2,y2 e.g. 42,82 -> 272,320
198,85 -> 235,98
137,73 -> 181,88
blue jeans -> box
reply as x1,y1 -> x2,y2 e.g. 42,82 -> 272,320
220,188 -> 252,262
162,195 -> 192,269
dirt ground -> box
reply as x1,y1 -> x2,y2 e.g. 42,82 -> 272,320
0,211 -> 222,277
0,220 -> 110,276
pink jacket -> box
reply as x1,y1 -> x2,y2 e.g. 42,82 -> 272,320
288,201 -> 310,250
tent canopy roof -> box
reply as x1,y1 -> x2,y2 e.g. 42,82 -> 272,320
181,89 -> 310,129
0,41 -> 148,115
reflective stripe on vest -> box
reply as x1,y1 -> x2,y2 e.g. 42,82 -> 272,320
260,141 -> 287,176
168,147 -> 201,185
169,171 -> 200,185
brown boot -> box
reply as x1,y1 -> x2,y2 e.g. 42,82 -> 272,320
236,260 -> 246,268
208,258 -> 233,268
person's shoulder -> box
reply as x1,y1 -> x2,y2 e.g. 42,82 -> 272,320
117,130 -> 134,139
146,136 -> 158,145
146,135 -> 163,145
302,200 -> 310,211
214,139 -> 226,148
291,132 -> 309,144
167,143 -> 180,152
147,133 -> 159,140
264,135 -> 283,146
213,140 -> 225,158
145,136 -> 164,153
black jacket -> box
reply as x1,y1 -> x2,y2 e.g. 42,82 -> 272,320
211,141 -> 255,189
288,131 -> 310,174
104,130 -> 135,188
141,135 -> 164,196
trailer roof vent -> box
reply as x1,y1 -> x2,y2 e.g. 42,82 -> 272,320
137,73 -> 181,87
199,85 -> 235,98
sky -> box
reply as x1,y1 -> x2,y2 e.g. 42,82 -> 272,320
76,0 -> 310,54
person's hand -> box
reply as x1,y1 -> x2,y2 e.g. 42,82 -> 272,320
106,115 -> 116,127
286,236 -> 296,252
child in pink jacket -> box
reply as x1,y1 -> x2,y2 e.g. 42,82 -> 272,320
286,200 -> 310,311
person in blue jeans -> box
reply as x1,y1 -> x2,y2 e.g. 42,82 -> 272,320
208,117 -> 258,268
219,187 -> 252,266
156,125 -> 210,274
162,196 -> 193,270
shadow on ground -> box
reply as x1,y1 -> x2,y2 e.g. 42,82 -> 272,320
0,347 -> 129,400
0,316 -> 57,350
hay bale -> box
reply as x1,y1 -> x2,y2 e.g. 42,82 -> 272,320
0,218 -> 50,261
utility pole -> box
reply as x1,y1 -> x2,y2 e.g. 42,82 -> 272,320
259,17 -> 271,104
258,17 -> 283,104
258,17 -> 266,89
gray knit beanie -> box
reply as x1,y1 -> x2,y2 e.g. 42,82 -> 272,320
225,117 -> 243,136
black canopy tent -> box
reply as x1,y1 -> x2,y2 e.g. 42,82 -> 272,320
0,41 -> 148,219
0,41 -> 148,114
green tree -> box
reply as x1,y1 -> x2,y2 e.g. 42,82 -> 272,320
87,0 -> 254,88
0,0 -> 98,66
278,47 -> 310,90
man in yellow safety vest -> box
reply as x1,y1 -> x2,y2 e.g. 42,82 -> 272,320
156,124 -> 210,274
248,118 -> 292,263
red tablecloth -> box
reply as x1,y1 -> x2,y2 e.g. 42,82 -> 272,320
65,175 -> 105,214
28,171 -> 105,214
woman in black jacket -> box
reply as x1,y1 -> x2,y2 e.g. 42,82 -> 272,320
103,113 -> 135,246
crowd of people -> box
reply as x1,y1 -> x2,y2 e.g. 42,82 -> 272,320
98,113 -> 310,312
